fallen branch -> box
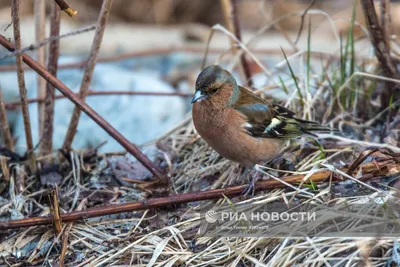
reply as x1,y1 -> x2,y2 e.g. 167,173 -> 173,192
0,158 -> 397,230
0,35 -> 168,182
4,90 -> 192,110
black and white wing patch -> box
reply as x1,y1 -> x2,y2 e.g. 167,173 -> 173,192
242,116 -> 303,139
239,104 -> 327,139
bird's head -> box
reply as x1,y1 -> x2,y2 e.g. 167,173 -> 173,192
191,65 -> 238,106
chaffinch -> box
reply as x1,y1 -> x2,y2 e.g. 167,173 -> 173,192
191,65 -> 332,194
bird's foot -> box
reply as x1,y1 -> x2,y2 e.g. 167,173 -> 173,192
242,167 -> 263,198
242,178 -> 255,197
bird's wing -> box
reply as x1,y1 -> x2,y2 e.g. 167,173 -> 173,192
233,86 -> 332,138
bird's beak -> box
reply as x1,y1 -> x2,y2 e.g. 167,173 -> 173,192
191,90 -> 207,103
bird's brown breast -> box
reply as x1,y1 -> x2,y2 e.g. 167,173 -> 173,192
192,102 -> 284,167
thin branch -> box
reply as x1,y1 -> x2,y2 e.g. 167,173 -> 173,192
48,188 -> 62,234
361,0 -> 399,111
59,198 -> 87,266
0,87 -> 14,150
294,0 -> 317,44
12,0 -> 34,165
63,0 -> 113,151
0,34 -> 168,182
346,148 -> 379,175
53,0 -> 77,17
40,1 -> 60,156
220,0 -> 253,86
0,158 -> 396,230
0,25 -> 96,61
5,90 -> 192,110
231,0 -> 252,87
380,0 -> 391,54
34,0 -> 46,138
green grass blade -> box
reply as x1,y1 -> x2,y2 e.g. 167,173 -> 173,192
280,47 -> 304,108
307,17 -> 312,94
279,76 -> 289,95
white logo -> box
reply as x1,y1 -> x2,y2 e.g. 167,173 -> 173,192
205,209 -> 219,223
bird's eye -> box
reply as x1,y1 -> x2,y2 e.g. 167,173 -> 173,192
211,87 -> 219,93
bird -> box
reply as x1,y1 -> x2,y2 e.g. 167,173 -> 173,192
191,65 -> 333,195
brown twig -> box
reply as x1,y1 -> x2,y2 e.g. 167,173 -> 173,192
0,34 -> 168,182
230,0 -> 252,87
380,0 -> 391,54
4,90 -> 192,110
49,187 -> 62,234
40,1 -> 60,156
0,87 -> 14,150
15,165 -> 25,194
63,0 -> 113,151
12,0 -> 34,168
294,0 -> 317,44
0,158 -> 397,230
0,156 -> 10,182
59,197 -> 87,266
0,25 -> 96,62
34,0 -> 46,138
220,0 -> 253,87
59,223 -> 73,266
53,0 -> 77,17
346,148 -> 379,175
361,0 -> 399,113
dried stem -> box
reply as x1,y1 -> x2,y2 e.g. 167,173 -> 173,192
220,0 -> 253,86
59,198 -> 87,265
231,0 -> 252,87
63,0 -> 113,151
0,34 -> 168,182
5,90 -> 192,110
380,0 -> 391,54
0,158 -> 396,230
294,0 -> 317,44
40,1 -> 60,156
53,0 -> 77,17
0,88 -> 14,150
49,188 -> 62,234
346,148 -> 378,175
361,0 -> 399,112
15,165 -> 25,194
12,0 -> 34,166
34,0 -> 46,138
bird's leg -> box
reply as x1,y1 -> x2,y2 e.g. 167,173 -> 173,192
242,164 -> 263,197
